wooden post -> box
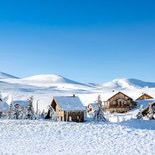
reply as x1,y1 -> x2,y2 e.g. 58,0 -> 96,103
36,100 -> 39,114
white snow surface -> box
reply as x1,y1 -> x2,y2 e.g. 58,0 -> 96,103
0,120 -> 155,155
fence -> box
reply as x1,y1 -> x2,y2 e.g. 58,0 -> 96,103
104,113 -> 135,122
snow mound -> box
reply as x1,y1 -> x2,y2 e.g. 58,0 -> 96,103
0,72 -> 19,79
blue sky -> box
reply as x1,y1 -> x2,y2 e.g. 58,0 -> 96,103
0,0 -> 155,82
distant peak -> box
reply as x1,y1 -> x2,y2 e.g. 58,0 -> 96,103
102,78 -> 155,89
0,72 -> 19,79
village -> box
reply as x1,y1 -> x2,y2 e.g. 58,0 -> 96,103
0,91 -> 154,123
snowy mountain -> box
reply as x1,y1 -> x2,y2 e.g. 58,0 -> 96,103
101,78 -> 155,89
0,72 -> 19,79
3,74 -> 94,90
20,74 -> 90,86
0,72 -> 155,111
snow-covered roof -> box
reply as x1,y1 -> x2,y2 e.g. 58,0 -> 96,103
12,100 -> 29,107
0,101 -> 9,112
53,96 -> 85,112
136,99 -> 155,109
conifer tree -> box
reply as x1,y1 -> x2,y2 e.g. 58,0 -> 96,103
26,96 -> 35,119
0,93 -> 3,118
136,105 -> 143,119
93,95 -> 106,122
147,104 -> 154,120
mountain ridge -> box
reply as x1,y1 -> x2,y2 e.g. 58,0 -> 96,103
0,72 -> 19,79
0,72 -> 155,89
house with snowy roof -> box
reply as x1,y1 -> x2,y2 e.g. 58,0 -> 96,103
104,92 -> 136,113
136,93 -> 154,100
46,95 -> 85,122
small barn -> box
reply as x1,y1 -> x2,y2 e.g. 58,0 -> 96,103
136,93 -> 154,100
104,92 -> 136,113
46,95 -> 85,122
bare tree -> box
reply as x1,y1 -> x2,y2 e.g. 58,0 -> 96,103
45,105 -> 57,121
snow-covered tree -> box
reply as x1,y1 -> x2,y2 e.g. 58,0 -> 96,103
45,105 -> 57,121
136,105 -> 143,119
93,95 -> 106,122
2,101 -> 15,119
40,109 -> 45,119
26,96 -> 35,119
147,104 -> 154,120
0,93 -> 3,118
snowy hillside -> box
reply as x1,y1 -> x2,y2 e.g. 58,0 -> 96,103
2,74 -> 93,90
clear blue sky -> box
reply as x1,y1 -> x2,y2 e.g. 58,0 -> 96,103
0,0 -> 155,82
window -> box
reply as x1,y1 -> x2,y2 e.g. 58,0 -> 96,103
77,116 -> 80,122
60,116 -> 63,121
113,101 -> 116,105
69,116 -> 72,122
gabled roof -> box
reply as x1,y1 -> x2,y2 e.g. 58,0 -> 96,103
136,93 -> 154,100
136,99 -> 155,109
53,96 -> 85,112
106,92 -> 133,101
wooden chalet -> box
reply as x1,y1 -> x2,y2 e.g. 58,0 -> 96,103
46,95 -> 85,122
136,93 -> 154,100
141,101 -> 155,117
104,92 -> 136,113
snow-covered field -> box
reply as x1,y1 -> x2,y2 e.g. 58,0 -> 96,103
0,120 -> 155,155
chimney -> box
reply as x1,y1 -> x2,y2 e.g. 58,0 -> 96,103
73,94 -> 76,97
